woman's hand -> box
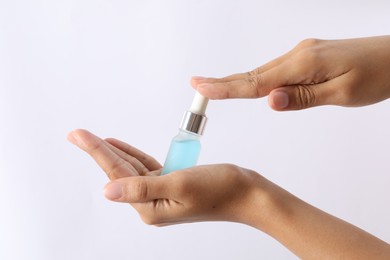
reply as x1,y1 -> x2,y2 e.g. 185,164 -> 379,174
67,129 -> 266,226
191,36 -> 390,111
68,129 -> 390,259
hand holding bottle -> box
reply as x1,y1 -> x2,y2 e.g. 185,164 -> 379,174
67,129 -> 260,225
67,129 -> 390,259
191,36 -> 390,110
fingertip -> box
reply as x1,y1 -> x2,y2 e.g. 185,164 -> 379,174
191,76 -> 206,82
67,131 -> 78,145
190,78 -> 198,89
268,90 -> 289,111
196,83 -> 228,100
67,129 -> 99,149
104,182 -> 123,201
190,76 -> 207,89
67,129 -> 87,145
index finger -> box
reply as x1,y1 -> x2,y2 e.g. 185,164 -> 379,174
193,62 -> 294,99
191,55 -> 299,99
191,50 -> 293,87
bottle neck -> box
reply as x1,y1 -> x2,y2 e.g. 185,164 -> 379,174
179,111 -> 207,135
177,129 -> 201,140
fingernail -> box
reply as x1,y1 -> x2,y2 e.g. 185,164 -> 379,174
104,182 -> 123,200
271,91 -> 289,109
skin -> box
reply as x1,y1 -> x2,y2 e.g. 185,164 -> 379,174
68,36 -> 390,258
67,130 -> 390,259
190,36 -> 390,110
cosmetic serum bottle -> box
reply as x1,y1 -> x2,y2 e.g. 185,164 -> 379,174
161,92 -> 209,175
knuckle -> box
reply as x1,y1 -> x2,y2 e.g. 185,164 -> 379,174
294,38 -> 324,67
247,67 -> 262,76
131,178 -> 148,201
246,77 -> 257,88
296,45 -> 320,68
296,85 -> 316,109
292,45 -> 324,81
246,71 -> 262,97
222,163 -> 240,173
297,38 -> 321,49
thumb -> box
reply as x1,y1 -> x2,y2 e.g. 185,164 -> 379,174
268,82 -> 333,111
104,176 -> 169,203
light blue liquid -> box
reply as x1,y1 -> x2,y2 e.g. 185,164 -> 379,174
161,132 -> 201,175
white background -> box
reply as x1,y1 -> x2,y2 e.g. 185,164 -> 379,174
0,1 -> 389,259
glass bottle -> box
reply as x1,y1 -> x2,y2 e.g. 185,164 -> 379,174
161,92 -> 208,175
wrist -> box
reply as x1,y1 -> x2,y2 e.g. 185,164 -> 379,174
240,172 -> 299,235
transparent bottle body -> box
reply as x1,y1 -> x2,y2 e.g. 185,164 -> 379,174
161,129 -> 201,175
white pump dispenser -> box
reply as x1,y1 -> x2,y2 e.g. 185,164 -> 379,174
189,91 -> 209,115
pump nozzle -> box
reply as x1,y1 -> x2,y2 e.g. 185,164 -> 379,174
189,92 -> 209,115
180,91 -> 208,135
